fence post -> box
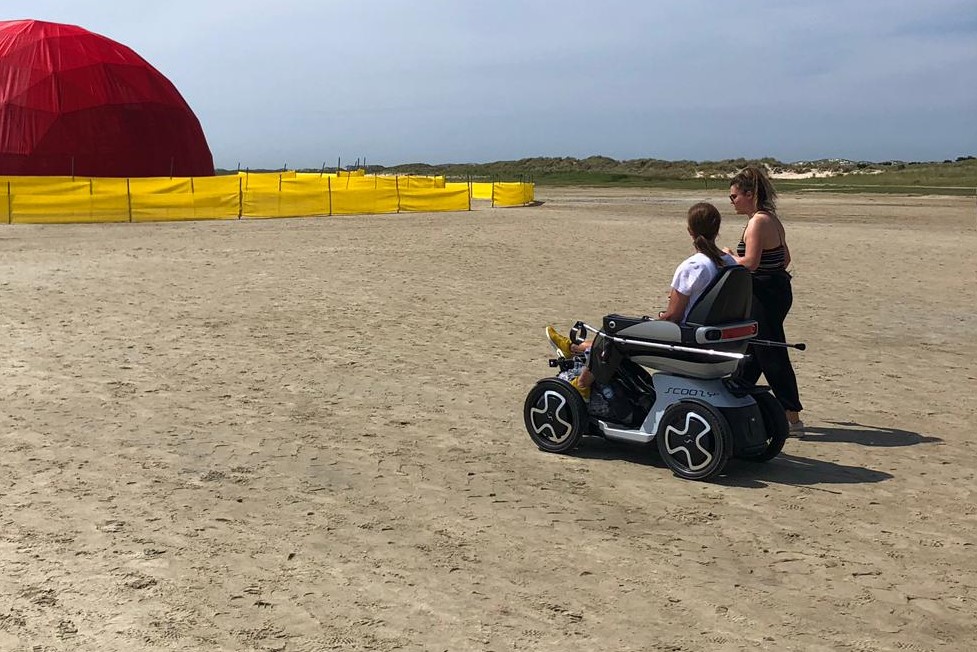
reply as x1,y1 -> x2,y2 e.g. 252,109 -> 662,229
126,178 -> 132,222
327,177 -> 332,216
6,181 -> 11,224
395,175 -> 401,213
238,176 -> 243,219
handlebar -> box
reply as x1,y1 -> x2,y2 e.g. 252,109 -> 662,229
752,338 -> 807,351
569,321 -> 587,345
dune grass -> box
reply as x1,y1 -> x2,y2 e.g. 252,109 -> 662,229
390,157 -> 977,196
231,156 -> 977,196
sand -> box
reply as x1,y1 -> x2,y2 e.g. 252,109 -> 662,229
0,187 -> 975,651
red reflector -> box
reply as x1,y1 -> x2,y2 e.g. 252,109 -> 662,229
721,324 -> 758,340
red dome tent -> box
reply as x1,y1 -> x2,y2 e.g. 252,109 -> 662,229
0,19 -> 214,177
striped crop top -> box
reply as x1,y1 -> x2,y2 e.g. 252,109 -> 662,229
736,239 -> 788,273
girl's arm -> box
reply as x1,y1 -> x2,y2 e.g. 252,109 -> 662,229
658,288 -> 690,323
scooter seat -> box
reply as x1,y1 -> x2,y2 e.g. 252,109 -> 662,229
594,265 -> 756,379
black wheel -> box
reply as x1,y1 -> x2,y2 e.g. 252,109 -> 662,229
740,391 -> 789,462
523,378 -> 589,453
655,401 -> 731,480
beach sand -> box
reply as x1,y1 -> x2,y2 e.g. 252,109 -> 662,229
1,187 -> 975,651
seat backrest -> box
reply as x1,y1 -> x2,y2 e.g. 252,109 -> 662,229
685,264 -> 752,326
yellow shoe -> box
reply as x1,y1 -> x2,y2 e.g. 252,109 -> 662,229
570,376 -> 591,401
546,325 -> 574,358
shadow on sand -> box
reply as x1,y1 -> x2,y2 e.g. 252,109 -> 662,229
796,420 -> 942,447
572,435 -> 894,490
713,453 -> 893,490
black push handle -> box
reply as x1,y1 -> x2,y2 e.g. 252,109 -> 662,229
569,321 -> 587,345
752,338 -> 807,351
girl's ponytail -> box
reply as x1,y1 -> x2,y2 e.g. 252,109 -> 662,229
687,202 -> 727,267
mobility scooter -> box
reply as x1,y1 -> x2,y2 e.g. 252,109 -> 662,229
523,265 -> 802,481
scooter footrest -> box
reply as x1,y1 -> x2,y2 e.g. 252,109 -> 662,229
549,358 -> 582,371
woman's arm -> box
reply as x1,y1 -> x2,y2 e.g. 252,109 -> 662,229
658,288 -> 690,323
725,215 -> 768,271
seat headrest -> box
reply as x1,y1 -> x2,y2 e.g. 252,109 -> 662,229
685,265 -> 752,326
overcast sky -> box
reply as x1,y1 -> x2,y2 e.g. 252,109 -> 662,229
5,1 -> 976,168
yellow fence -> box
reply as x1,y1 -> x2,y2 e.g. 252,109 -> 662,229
493,182 -> 536,207
446,181 -> 537,206
0,173 -> 533,224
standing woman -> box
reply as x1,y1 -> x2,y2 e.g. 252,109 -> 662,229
725,166 -> 804,432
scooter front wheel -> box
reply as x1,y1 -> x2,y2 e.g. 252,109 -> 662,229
523,378 -> 589,453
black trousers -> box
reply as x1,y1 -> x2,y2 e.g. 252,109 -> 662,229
739,271 -> 803,413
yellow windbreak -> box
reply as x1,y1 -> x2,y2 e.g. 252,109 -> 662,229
330,186 -> 400,215
189,176 -> 244,219
243,176 -> 329,218
469,182 -> 494,200
399,187 -> 470,213
493,182 -> 535,207
129,177 -> 240,222
333,175 -> 393,191
8,177 -> 128,223
447,181 -> 535,205
0,174 -> 534,223
397,175 -> 445,189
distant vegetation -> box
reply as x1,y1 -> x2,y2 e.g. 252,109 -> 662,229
381,156 -> 977,196
220,156 -> 977,196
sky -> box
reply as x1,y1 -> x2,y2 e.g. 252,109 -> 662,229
4,0 -> 976,168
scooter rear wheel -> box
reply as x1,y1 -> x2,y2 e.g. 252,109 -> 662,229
524,378 -> 589,453
656,401 -> 732,480
739,391 -> 789,462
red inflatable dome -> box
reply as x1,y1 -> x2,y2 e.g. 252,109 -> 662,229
0,19 -> 214,177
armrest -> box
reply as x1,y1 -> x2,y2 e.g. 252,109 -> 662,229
611,319 -> 682,343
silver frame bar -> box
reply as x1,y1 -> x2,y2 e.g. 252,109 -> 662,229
580,322 -> 748,361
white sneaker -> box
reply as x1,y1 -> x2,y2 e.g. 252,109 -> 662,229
788,419 -> 805,436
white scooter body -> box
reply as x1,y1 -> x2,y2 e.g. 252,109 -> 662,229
596,373 -> 756,446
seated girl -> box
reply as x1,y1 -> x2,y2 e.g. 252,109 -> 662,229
547,202 -> 735,400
